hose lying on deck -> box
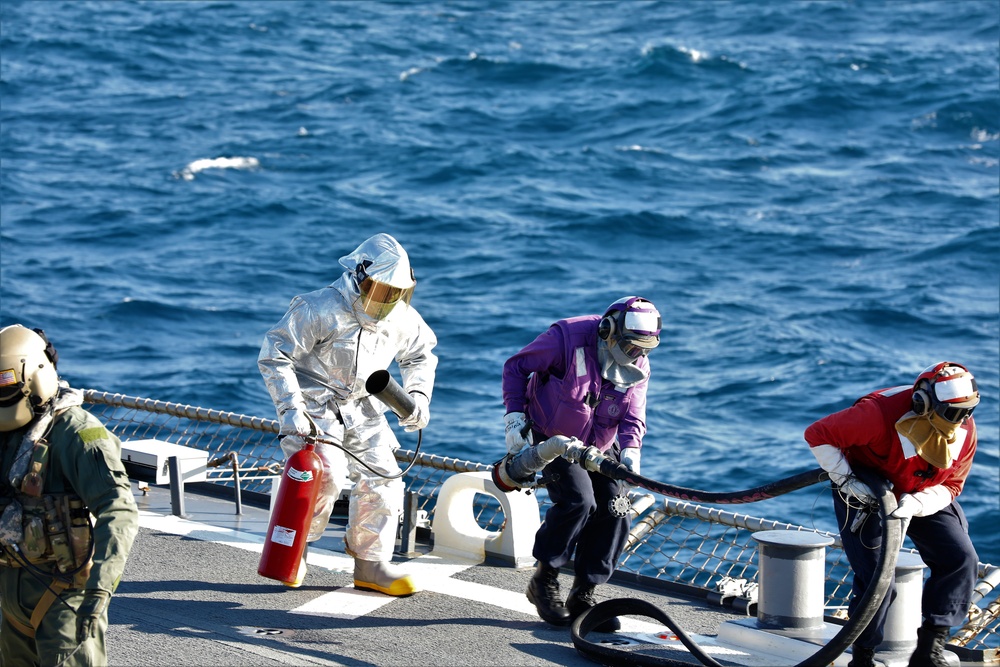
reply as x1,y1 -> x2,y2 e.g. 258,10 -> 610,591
571,467 -> 903,667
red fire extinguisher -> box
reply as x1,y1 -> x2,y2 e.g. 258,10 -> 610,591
258,440 -> 323,585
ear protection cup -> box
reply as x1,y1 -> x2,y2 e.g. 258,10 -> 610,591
598,314 -> 616,341
912,382 -> 932,415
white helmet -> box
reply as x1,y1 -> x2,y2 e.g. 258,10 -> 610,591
911,361 -> 979,423
338,233 -> 416,320
598,296 -> 662,365
0,324 -> 60,431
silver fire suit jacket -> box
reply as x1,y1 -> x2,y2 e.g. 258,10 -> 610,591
258,273 -> 437,442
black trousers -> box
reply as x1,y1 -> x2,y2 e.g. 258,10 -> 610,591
834,488 -> 979,649
532,448 -> 631,586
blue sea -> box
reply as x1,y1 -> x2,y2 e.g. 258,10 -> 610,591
2,0 -> 997,564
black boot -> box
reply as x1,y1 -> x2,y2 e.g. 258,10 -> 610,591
848,645 -> 875,667
908,621 -> 951,667
567,581 -> 621,633
526,564 -> 571,626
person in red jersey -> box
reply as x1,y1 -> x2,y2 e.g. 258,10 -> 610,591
805,362 -> 980,667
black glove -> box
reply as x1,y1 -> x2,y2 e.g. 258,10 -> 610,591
76,589 -> 110,643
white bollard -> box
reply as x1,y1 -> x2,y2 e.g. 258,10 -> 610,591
878,551 -> 926,654
752,530 -> 835,631
430,471 -> 540,566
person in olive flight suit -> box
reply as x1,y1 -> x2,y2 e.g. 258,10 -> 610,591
1,324 -> 138,667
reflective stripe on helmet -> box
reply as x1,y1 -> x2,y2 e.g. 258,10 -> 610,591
624,310 -> 660,337
934,375 -> 977,404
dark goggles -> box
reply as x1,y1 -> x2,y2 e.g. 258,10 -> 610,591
0,384 -> 25,407
0,367 -> 25,407
934,402 -> 974,424
618,337 -> 658,360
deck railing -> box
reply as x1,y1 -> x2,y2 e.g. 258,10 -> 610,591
84,389 -> 999,653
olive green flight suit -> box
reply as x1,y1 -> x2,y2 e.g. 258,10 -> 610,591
1,405 -> 138,667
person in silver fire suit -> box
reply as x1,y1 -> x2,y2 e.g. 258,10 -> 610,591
1,324 -> 138,667
258,233 -> 437,596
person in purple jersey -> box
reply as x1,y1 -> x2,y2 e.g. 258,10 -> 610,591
502,297 -> 661,631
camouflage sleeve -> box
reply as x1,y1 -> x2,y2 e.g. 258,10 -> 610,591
50,407 -> 138,594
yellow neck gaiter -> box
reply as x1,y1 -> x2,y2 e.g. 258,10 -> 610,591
895,410 -> 962,469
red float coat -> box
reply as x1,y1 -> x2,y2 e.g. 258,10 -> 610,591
804,386 -> 977,501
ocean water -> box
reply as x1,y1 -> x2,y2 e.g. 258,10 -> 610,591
1,1 -> 997,564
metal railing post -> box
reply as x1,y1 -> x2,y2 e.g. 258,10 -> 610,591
398,490 -> 418,555
229,452 -> 243,515
168,456 -> 188,519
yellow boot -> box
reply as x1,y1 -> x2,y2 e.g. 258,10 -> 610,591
353,557 -> 418,596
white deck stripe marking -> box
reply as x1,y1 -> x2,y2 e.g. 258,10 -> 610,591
137,510 -> 353,572
138,510 -> 671,632
291,588 -> 395,618
287,553 -> 482,618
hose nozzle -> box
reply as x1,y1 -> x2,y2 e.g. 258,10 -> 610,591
365,369 -> 416,419
491,435 -> 586,492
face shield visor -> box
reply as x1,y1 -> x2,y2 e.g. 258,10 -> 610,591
358,274 -> 415,320
339,233 -> 417,321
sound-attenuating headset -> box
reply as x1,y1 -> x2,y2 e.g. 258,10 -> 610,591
912,380 -> 933,416
597,312 -> 618,341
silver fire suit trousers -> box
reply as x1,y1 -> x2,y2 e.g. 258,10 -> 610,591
282,418 -> 403,562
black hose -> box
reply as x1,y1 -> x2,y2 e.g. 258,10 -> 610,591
573,598 -> 727,667
797,467 -> 901,666
597,458 -> 828,504
571,467 -> 902,667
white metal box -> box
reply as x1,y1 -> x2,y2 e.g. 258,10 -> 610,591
121,439 -> 208,485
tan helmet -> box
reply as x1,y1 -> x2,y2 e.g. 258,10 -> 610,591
0,324 -> 60,431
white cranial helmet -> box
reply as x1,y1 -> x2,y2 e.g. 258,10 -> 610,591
598,297 -> 662,365
0,324 -> 60,431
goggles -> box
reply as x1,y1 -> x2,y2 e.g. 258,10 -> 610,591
618,339 -> 651,360
358,276 -> 414,320
933,402 -> 974,424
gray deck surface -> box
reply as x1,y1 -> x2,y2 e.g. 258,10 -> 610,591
104,481 -> 751,667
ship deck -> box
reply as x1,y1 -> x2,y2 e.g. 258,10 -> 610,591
107,481 -> 767,667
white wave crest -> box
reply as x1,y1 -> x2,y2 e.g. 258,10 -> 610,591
177,156 -> 260,181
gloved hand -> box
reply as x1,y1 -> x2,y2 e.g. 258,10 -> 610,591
890,486 -> 952,519
889,493 -> 923,519
619,447 -> 641,492
620,447 -> 641,476
76,589 -> 110,643
399,392 -> 430,432
839,476 -> 876,504
810,444 -> 876,504
280,408 -> 317,437
503,412 -> 532,455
